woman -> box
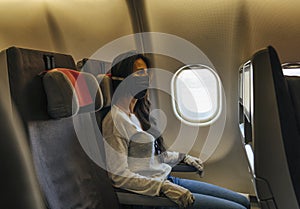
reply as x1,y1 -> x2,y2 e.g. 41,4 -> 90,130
102,51 -> 250,209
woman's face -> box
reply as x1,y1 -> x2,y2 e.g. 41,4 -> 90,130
129,58 -> 150,100
132,58 -> 148,76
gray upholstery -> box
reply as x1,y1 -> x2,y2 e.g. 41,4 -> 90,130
0,85 -> 45,209
2,46 -> 120,209
6,47 -> 76,122
43,68 -> 103,118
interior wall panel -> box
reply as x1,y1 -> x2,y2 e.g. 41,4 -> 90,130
144,0 -> 254,194
0,0 -> 134,61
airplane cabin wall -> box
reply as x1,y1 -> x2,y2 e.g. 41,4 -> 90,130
143,0 -> 254,194
246,0 -> 300,63
0,0 -> 134,61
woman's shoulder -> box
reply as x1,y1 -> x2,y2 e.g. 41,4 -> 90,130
102,105 -> 138,139
103,106 -> 127,124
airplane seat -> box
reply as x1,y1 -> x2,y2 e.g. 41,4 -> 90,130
78,58 -> 199,208
1,46 -> 120,209
0,84 -> 45,209
250,46 -> 300,209
285,76 -> 300,129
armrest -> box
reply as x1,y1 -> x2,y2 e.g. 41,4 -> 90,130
171,162 -> 197,172
115,188 -> 176,206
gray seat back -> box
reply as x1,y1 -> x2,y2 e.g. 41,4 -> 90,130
250,46 -> 300,209
1,46 -> 120,209
0,83 -> 45,209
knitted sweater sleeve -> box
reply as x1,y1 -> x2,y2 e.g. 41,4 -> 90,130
162,151 -> 186,167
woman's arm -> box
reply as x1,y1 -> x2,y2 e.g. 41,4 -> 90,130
161,151 -> 185,167
105,134 -> 195,207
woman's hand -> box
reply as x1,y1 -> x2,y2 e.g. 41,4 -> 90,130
161,180 -> 195,208
183,155 -> 204,177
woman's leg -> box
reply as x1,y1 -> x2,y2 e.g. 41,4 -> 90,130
188,193 -> 248,209
168,176 -> 250,209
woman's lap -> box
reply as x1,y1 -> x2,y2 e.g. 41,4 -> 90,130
167,176 -> 250,209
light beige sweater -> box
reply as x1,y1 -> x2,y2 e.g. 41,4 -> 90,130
102,105 -> 184,196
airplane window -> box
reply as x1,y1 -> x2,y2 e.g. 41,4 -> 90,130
171,64 -> 222,126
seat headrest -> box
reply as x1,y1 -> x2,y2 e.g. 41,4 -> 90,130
96,74 -> 113,108
77,58 -> 111,75
43,68 -> 103,119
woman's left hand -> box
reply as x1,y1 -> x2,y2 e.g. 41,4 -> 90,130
183,155 -> 204,177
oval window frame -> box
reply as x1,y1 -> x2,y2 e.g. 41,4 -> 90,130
171,64 -> 222,126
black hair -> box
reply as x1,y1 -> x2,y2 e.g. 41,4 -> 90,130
111,51 -> 166,155
111,51 -> 150,91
